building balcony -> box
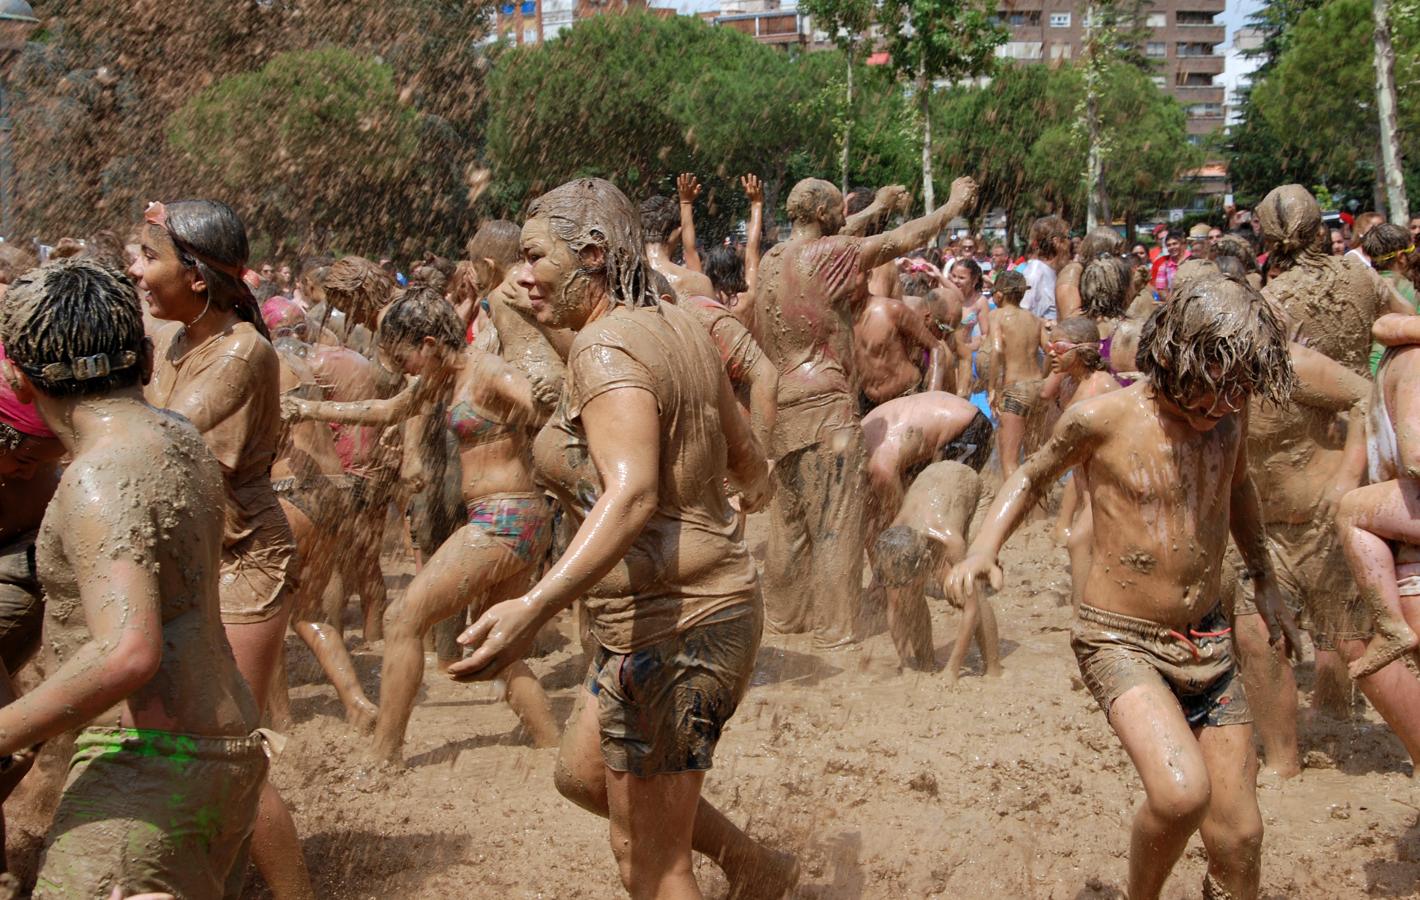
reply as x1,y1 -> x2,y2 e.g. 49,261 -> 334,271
1170,84 -> 1225,104
1177,0 -> 1226,14
1172,55 -> 1224,75
1174,24 -> 1226,44
1186,115 -> 1225,136
713,9 -> 809,44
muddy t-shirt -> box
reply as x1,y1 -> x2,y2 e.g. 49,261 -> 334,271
533,301 -> 758,654
681,294 -> 764,387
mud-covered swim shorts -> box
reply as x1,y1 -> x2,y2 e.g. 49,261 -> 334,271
585,602 -> 762,776
34,726 -> 270,900
1071,603 -> 1251,729
997,378 -> 1043,418
0,531 -> 43,673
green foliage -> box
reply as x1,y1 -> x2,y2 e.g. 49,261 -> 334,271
166,48 -> 425,253
877,0 -> 1005,85
799,0 -> 876,53
1231,0 -> 1420,208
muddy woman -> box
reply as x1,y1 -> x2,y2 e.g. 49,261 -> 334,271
129,200 -> 314,900
951,275 -> 1301,900
0,258 -> 267,898
450,177 -> 797,898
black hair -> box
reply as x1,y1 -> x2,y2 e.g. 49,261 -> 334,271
703,244 -> 747,300
161,199 -> 269,340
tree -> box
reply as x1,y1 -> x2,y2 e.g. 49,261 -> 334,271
877,0 -> 1004,214
1372,0 -> 1409,221
799,0 -> 876,192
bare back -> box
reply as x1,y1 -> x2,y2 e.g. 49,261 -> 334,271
854,295 -> 927,402
991,305 -> 1045,386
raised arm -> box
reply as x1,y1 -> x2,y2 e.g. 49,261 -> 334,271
860,177 -> 979,273
742,175 -> 764,292
843,184 -> 906,238
677,173 -> 703,273
948,401 -> 1099,602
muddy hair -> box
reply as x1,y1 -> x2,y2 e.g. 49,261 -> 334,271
994,269 -> 1027,305
0,243 -> 36,285
638,195 -> 679,245
1080,256 -> 1130,319
950,258 -> 983,294
408,263 -> 449,294
786,178 -> 842,230
377,285 -> 463,354
704,244 -> 747,299
873,526 -> 940,587
1212,234 -> 1258,274
1057,317 -> 1104,371
1214,256 -> 1248,282
901,272 -> 937,298
325,256 -> 394,325
527,177 -> 658,310
1028,215 -> 1069,257
299,256 -> 334,291
158,200 -> 269,340
1077,226 -> 1124,263
0,257 -> 147,398
650,270 -> 675,303
466,220 -> 521,269
1136,274 -> 1295,407
1256,185 -> 1326,273
1363,223 -> 1412,268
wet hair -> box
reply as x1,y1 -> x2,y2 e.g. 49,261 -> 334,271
1256,185 -> 1323,269
1080,256 -> 1130,319
447,261 -> 480,308
925,287 -> 962,330
994,269 -> 1027,305
873,526 -> 939,587
1077,226 -> 1124,262
950,258 -> 982,294
83,230 -> 128,271
325,256 -> 394,324
638,195 -> 679,244
900,272 -> 936,298
703,244 -> 747,299
650,270 -> 675,302
786,178 -> 842,230
0,243 -> 36,285
158,199 -> 269,339
1363,222 -> 1412,267
1171,258 -> 1220,296
466,220 -> 521,269
1057,317 -> 1104,371
845,186 -> 875,216
527,177 -> 658,309
377,285 -> 463,354
0,257 -> 147,398
408,263 -> 449,294
1028,216 -> 1069,257
1214,255 -> 1248,281
299,256 -> 334,291
1212,234 -> 1258,274
1136,274 -> 1294,407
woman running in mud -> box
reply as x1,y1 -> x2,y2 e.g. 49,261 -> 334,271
283,285 -> 561,763
449,177 -> 798,899
129,200 -> 314,900
1,258 -> 267,899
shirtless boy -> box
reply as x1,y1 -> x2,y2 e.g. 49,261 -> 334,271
873,461 -> 999,680
0,258 -> 265,899
988,270 -> 1046,478
950,275 -> 1299,900
639,195 -> 715,302
862,390 -> 993,528
854,290 -> 943,412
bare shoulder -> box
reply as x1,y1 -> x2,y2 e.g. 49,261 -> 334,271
1056,383 -> 1141,435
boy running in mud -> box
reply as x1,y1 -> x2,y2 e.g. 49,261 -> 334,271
950,275 -> 1300,900
0,258 -> 266,898
989,270 -> 1046,478
872,460 -> 999,680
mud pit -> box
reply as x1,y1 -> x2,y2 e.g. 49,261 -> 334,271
16,511 -> 1413,899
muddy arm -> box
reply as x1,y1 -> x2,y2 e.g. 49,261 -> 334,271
1373,313 -> 1420,348
677,174 -> 703,273
743,175 -> 764,292
861,178 -> 979,272
285,376 -> 421,426
1229,412 -> 1301,656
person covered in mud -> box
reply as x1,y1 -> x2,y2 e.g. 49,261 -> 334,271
861,390 -> 993,531
751,174 -> 978,650
639,194 -> 715,302
129,200 -> 313,900
1244,185 -> 1408,772
0,258 -> 267,899
951,274 -> 1300,900
690,174 -> 765,325
315,255 -> 394,360
853,279 -> 946,412
1055,226 -> 1124,321
283,286 -> 561,762
988,269 -> 1047,479
872,460 -> 999,680
260,297 -> 380,731
1338,315 -> 1420,682
448,177 -> 797,899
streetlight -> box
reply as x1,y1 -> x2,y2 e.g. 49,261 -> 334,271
0,0 -> 38,242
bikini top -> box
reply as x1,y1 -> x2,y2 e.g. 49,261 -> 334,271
447,399 -> 516,446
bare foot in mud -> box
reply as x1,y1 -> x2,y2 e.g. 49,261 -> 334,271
347,698 -> 379,734
1347,618 -> 1419,680
727,848 -> 801,900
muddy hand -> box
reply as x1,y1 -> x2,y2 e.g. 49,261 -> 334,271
1255,577 -> 1302,661
948,552 -> 1002,606
279,395 -> 309,421
447,596 -> 542,683
948,177 -> 979,213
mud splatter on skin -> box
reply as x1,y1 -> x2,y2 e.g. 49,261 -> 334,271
1119,551 -> 1158,575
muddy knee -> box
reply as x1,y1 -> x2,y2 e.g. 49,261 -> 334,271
1147,774 -> 1211,826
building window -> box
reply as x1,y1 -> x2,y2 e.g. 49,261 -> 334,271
1049,42 -> 1072,58
1151,75 -> 1166,87
1146,41 -> 1166,57
1004,10 -> 1042,26
1177,42 -> 1215,57
1186,102 -> 1223,118
1187,134 -> 1205,146
1049,12 -> 1070,27
1145,12 -> 1166,27
996,40 -> 1044,59
1176,10 -> 1215,25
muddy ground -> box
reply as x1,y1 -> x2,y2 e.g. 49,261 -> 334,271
8,511 -> 1420,899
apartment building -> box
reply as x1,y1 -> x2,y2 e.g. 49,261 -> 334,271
995,0 -> 1227,139
493,0 -> 670,45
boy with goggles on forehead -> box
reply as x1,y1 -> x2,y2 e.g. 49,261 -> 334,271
951,275 -> 1300,900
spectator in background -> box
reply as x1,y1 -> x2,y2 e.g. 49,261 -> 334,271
1150,230 -> 1186,297
1410,214 -> 1419,243
1020,215 -> 1070,322
1348,211 -> 1385,265
1187,223 -> 1213,260
989,244 -> 1010,286
1331,228 -> 1348,256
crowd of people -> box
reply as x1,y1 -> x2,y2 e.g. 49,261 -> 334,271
0,172 -> 1417,900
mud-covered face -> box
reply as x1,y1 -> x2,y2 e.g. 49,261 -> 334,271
129,225 -> 202,323
516,217 -> 601,330
1162,380 -> 1247,432
0,434 -> 64,479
